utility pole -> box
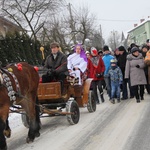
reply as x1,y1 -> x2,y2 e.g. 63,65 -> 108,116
112,30 -> 116,50
99,24 -> 103,48
68,3 -> 76,44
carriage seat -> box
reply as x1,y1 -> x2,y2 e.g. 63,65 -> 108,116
66,71 -> 87,86
66,75 -> 79,85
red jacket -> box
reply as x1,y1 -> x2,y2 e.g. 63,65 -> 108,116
88,56 -> 105,80
87,58 -> 94,78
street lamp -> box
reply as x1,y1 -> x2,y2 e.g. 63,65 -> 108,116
84,38 -> 91,51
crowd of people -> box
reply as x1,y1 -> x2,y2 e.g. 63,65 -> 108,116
41,39 -> 150,104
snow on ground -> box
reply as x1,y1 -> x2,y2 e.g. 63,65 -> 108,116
6,93 -> 150,150
9,113 -> 22,129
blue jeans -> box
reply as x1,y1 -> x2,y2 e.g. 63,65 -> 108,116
111,81 -> 120,99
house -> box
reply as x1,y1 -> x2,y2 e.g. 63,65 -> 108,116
0,16 -> 22,38
128,17 -> 150,46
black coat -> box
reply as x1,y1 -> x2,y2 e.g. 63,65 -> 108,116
44,51 -> 68,75
117,51 -> 128,79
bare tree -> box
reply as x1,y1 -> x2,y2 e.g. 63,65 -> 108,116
1,0 -> 65,41
107,31 -> 121,51
91,32 -> 104,49
72,6 -> 97,44
35,4 -> 102,52
37,14 -> 69,50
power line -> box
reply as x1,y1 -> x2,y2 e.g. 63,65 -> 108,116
97,19 -> 139,22
65,2 -> 139,23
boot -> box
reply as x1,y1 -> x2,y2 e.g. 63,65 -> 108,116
117,99 -> 120,103
136,99 -> 140,103
111,99 -> 115,104
96,100 -> 100,104
100,94 -> 105,103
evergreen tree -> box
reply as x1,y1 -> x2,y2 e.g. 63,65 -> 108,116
0,39 -> 7,66
0,32 -> 43,66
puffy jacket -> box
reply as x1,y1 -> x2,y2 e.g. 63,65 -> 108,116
102,54 -> 114,76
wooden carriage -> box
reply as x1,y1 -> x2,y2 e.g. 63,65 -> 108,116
21,77 -> 96,126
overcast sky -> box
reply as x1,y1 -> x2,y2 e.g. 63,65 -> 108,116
67,0 -> 150,41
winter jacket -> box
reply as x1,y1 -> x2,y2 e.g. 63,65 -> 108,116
88,56 -> 105,80
144,51 -> 150,84
102,54 -> 114,76
87,58 -> 94,78
108,66 -> 123,83
125,53 -> 147,86
44,51 -> 68,75
142,51 -> 148,76
117,51 -> 128,79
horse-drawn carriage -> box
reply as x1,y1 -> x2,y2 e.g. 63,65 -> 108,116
22,70 -> 96,126
0,62 -> 96,150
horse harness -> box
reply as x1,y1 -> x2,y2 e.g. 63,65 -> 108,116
0,67 -> 20,103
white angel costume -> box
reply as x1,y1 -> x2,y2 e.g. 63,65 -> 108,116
67,53 -> 87,85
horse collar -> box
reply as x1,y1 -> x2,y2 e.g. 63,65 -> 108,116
0,69 -> 20,102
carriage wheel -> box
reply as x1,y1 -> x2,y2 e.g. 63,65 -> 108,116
87,90 -> 96,112
21,112 -> 29,128
66,98 -> 80,125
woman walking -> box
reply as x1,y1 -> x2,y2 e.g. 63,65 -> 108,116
125,47 -> 147,103
89,47 -> 105,104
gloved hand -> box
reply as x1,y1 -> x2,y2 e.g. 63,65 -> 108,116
96,72 -> 104,78
136,65 -> 140,68
47,68 -> 55,76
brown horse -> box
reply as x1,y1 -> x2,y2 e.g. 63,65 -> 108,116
0,62 -> 41,150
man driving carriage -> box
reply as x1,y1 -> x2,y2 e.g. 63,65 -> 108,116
42,42 -> 87,89
42,42 -> 68,93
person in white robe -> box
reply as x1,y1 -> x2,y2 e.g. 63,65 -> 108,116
67,44 -> 87,85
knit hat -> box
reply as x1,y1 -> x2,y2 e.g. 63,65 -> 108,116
91,47 -> 98,55
118,46 -> 126,51
131,47 -> 139,53
98,50 -> 103,54
110,58 -> 117,64
103,45 -> 109,51
146,39 -> 150,43
142,44 -> 149,50
85,51 -> 90,54
130,43 -> 139,48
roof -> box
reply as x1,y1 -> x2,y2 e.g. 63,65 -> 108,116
128,18 -> 150,33
0,16 -> 22,30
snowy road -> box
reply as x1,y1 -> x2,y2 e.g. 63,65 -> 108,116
7,93 -> 150,150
